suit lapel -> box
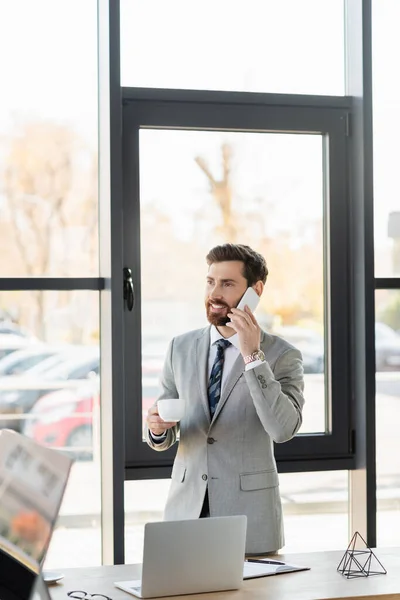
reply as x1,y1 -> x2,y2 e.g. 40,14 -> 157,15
211,330 -> 267,424
195,328 -> 212,423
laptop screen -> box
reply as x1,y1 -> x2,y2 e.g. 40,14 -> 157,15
0,430 -> 72,599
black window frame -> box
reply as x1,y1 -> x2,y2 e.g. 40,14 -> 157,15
122,88 -> 355,478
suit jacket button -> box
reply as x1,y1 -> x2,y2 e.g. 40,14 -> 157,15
257,374 -> 263,381
207,438 -> 215,444
202,474 -> 208,481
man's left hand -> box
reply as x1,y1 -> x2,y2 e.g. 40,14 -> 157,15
226,305 -> 261,358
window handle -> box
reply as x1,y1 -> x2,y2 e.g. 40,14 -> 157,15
123,267 -> 135,311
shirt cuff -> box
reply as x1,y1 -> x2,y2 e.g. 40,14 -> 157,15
245,359 -> 265,371
150,430 -> 167,440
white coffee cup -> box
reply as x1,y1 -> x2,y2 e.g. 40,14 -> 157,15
157,398 -> 185,422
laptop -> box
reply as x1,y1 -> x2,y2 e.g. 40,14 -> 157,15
0,429 -> 73,600
115,515 -> 247,598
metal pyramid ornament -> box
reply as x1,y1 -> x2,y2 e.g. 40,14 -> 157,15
337,531 -> 387,579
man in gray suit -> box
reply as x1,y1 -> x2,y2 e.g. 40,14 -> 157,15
145,243 -> 305,555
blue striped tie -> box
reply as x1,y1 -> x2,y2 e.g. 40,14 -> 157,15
208,339 -> 231,417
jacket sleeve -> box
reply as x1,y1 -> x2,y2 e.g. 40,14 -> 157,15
243,348 -> 305,443
144,338 -> 180,452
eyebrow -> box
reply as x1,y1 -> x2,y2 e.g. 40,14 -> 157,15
206,277 -> 237,284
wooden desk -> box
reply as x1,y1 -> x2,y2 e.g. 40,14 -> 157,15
49,548 -> 400,600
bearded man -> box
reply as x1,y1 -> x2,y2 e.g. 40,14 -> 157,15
145,243 -> 305,555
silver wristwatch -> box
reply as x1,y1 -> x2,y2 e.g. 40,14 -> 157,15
243,349 -> 265,365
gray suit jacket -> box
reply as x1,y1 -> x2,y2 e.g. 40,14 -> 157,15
145,327 -> 305,554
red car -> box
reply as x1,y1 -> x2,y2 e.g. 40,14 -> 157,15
24,379 -> 159,459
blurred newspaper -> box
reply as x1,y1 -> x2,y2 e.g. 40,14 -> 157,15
0,429 -> 72,572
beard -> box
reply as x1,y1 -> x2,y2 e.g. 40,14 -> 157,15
205,299 -> 231,327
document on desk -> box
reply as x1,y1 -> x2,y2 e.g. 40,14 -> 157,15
243,559 -> 310,579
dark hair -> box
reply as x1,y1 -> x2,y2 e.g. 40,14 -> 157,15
206,243 -> 268,286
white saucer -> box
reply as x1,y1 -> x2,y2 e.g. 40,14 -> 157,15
42,571 -> 65,584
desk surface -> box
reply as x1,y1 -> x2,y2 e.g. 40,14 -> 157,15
49,548 -> 400,600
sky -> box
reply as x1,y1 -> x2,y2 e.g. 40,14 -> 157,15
139,129 -> 323,243
0,0 -> 398,273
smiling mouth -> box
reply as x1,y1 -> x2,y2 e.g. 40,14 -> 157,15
209,303 -> 228,313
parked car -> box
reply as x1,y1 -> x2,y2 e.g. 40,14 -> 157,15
24,377 -> 159,460
273,322 -> 400,373
0,347 -> 99,431
0,320 -> 30,337
20,346 -> 90,377
274,326 -> 324,374
0,333 -> 36,362
0,345 -> 69,377
375,322 -> 400,370
24,385 -> 98,461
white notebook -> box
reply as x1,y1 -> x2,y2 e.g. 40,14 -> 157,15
243,559 -> 310,579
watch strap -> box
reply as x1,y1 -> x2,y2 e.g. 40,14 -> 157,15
244,349 -> 264,365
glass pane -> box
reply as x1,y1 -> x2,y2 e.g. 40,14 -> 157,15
124,472 -> 348,561
375,290 -> 400,546
372,1 -> 400,277
139,129 -> 326,435
121,0 -> 345,95
0,1 -> 98,276
281,471 -> 349,552
125,479 -> 170,563
0,291 -> 101,567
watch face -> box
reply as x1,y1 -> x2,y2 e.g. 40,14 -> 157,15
255,349 -> 265,361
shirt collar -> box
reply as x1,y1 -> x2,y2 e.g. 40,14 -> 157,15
210,325 -> 240,350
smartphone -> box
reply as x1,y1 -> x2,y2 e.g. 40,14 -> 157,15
236,287 -> 260,313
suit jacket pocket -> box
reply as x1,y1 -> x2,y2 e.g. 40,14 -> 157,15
171,462 -> 186,483
240,470 -> 279,491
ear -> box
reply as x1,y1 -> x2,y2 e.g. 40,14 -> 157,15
253,281 -> 264,297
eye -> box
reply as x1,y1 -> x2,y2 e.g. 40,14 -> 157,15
224,282 -> 233,287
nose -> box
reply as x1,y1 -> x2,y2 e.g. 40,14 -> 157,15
209,284 -> 223,297
209,290 -> 224,303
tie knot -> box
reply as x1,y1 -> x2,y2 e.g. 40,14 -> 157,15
216,338 -> 231,350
